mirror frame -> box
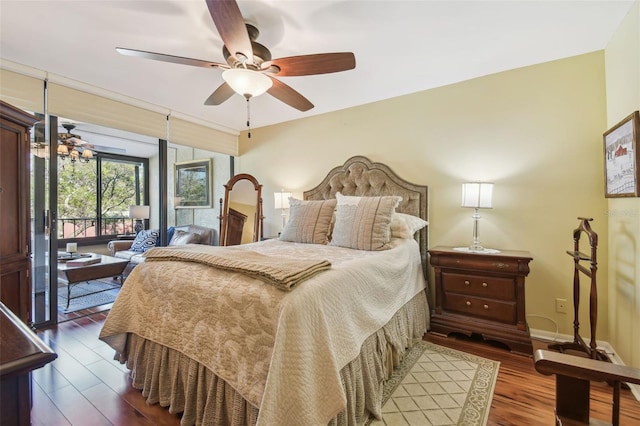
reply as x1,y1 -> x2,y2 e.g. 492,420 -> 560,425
218,173 -> 263,245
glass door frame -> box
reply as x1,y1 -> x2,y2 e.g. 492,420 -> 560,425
31,115 -> 58,328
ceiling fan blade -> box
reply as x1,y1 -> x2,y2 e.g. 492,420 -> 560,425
267,78 -> 313,112
67,137 -> 84,145
116,47 -> 226,69
206,0 -> 253,64
264,52 -> 356,76
204,83 -> 236,105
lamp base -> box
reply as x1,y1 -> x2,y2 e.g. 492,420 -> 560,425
453,246 -> 500,254
134,219 -> 144,234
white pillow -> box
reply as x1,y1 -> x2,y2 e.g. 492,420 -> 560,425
330,192 -> 402,251
390,212 -> 429,239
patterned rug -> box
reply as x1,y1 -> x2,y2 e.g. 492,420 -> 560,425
367,341 -> 500,426
58,280 -> 121,313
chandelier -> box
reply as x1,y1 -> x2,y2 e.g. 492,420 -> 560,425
58,123 -> 94,163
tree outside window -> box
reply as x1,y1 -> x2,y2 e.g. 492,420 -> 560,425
57,156 -> 146,239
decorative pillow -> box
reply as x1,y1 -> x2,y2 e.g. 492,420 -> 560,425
279,198 -> 337,244
390,213 -> 429,239
169,229 -> 201,245
330,192 -> 402,251
130,229 -> 160,252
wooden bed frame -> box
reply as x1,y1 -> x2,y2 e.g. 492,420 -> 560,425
304,155 -> 430,305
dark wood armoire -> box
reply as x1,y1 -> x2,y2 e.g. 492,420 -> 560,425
0,101 -> 57,426
0,100 -> 38,324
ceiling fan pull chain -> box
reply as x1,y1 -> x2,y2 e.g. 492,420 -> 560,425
246,97 -> 252,139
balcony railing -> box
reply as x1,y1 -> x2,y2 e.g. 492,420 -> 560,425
58,216 -> 137,239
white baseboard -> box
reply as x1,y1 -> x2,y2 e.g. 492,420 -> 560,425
530,328 -> 640,401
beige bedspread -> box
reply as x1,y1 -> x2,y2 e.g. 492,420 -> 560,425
99,238 -> 427,426
144,244 -> 331,291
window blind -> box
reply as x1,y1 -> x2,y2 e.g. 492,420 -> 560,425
47,82 -> 168,140
168,115 -> 237,156
0,68 -> 45,114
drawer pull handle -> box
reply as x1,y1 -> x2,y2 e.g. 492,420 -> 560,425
483,304 -> 489,310
464,280 -> 470,286
482,282 -> 488,288
466,301 -> 471,306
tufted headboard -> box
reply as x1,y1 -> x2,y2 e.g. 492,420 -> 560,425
303,156 -> 430,296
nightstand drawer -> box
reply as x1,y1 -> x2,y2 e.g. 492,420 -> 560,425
443,293 -> 516,323
434,254 -> 528,275
442,272 -> 515,301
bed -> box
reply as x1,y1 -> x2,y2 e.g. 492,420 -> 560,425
99,155 -> 431,426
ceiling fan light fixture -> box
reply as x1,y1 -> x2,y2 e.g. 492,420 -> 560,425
82,149 -> 94,160
57,144 -> 69,156
222,68 -> 272,98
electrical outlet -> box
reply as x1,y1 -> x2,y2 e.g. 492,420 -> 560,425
556,298 -> 567,313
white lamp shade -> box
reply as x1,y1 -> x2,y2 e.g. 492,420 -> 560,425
129,205 -> 150,219
274,192 -> 292,209
222,69 -> 273,98
461,182 -> 493,209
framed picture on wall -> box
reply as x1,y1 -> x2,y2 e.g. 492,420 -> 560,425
603,111 -> 640,198
175,159 -> 213,208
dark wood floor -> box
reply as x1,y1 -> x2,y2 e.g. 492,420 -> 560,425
32,312 -> 640,425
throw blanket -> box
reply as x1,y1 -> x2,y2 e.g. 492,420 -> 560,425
144,245 -> 331,291
100,239 -> 427,426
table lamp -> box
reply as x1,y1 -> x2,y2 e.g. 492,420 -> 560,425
274,190 -> 292,230
129,205 -> 150,234
455,182 -> 499,253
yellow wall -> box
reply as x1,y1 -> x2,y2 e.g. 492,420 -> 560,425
605,0 -> 640,369
237,51 -> 609,341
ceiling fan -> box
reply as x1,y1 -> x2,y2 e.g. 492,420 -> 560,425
57,123 -> 95,162
115,0 -> 356,112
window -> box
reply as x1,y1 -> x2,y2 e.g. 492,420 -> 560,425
57,153 -> 148,243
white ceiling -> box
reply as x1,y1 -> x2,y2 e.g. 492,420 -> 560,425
0,0 -> 634,137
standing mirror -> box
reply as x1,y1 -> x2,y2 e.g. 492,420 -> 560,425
219,173 -> 263,245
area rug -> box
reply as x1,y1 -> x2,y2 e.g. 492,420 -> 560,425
58,280 -> 121,313
367,341 -> 500,426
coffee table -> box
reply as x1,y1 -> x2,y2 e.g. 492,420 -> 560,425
57,253 -> 129,310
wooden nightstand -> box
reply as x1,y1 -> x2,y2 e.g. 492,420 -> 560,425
429,246 -> 533,355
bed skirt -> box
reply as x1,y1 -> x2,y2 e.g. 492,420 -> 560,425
121,290 -> 429,426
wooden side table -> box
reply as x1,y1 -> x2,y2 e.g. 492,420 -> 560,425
429,246 -> 533,355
